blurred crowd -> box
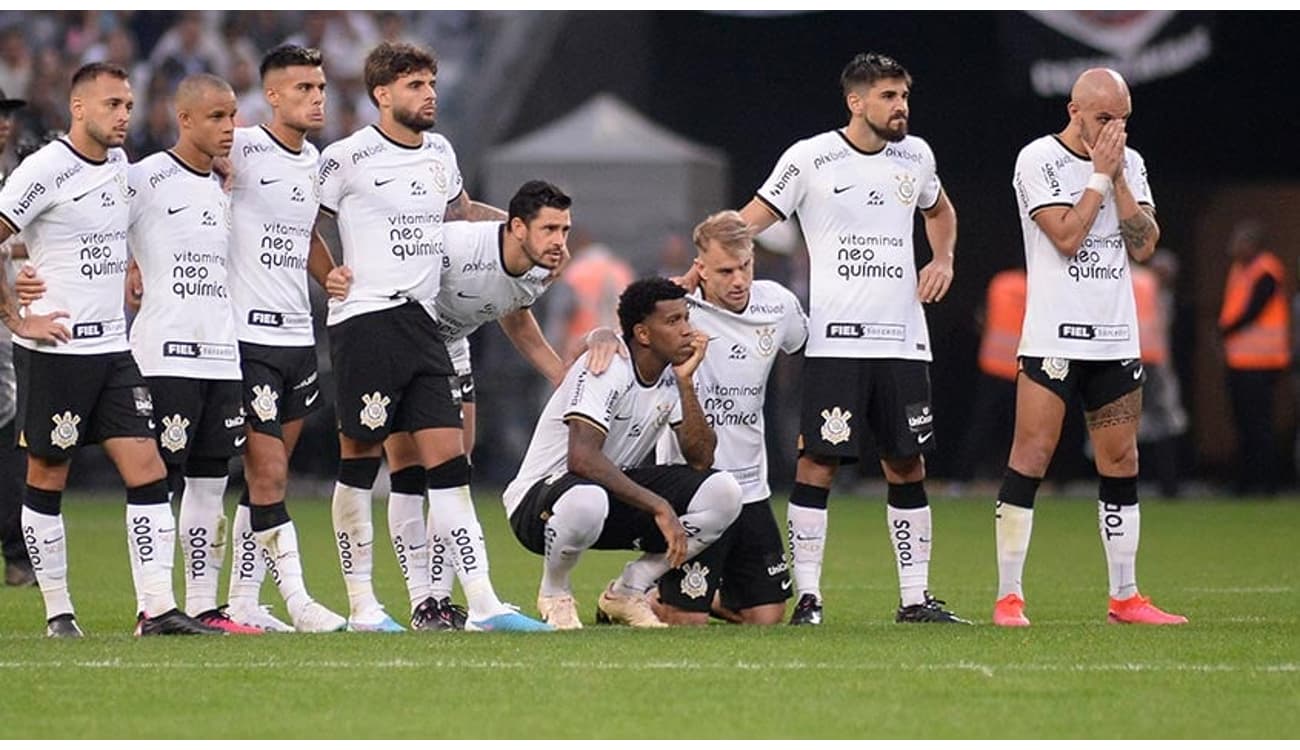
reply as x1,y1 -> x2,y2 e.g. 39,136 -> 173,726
0,10 -> 492,159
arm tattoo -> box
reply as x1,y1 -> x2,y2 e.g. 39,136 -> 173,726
1119,207 -> 1157,254
1085,388 -> 1142,431
0,262 -> 19,332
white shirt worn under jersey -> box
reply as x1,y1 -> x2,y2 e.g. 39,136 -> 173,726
436,220 -> 552,376
228,126 -> 321,347
657,281 -> 807,504
502,353 -> 684,517
0,140 -> 131,355
756,130 -> 941,361
127,152 -> 240,380
1013,135 -> 1153,360
318,125 -> 463,326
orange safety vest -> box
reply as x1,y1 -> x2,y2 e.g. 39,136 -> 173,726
1131,266 -> 1168,366
1219,251 -> 1291,370
978,269 -> 1026,381
562,247 -> 634,346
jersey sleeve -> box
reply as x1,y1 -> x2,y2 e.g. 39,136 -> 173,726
754,141 -> 806,222
668,387 -> 684,427
918,142 -> 943,211
316,142 -> 348,216
561,356 -> 623,433
126,162 -> 148,229
655,426 -> 686,466
779,287 -> 810,353
0,150 -> 56,234
1013,141 -> 1068,217
1128,149 -> 1155,209
439,137 -> 465,205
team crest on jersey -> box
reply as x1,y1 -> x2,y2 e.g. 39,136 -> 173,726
251,384 -> 280,422
160,414 -> 191,453
360,392 -> 391,430
820,407 -> 852,445
115,170 -> 130,198
679,562 -> 710,599
654,401 -> 675,427
1041,357 -> 1070,381
50,411 -> 81,450
430,161 -> 448,192
895,173 -> 916,205
755,325 -> 777,357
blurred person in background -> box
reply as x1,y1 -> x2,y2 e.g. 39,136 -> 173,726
1132,249 -> 1186,497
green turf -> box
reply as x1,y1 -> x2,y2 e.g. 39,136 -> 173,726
1,491 -> 1297,738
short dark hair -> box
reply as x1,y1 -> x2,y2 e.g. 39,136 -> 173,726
363,42 -> 437,107
70,62 -> 130,91
618,277 -> 686,341
508,180 -> 572,225
260,44 -> 323,80
840,52 -> 911,94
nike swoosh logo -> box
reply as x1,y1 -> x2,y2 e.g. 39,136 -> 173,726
793,534 -> 821,542
72,190 -> 94,202
374,178 -> 396,187
833,185 -> 853,194
234,436 -> 247,447
357,541 -> 373,548
408,543 -> 427,551
259,177 -> 283,185
1133,367 -> 1144,380
613,415 -> 632,421
456,291 -> 479,299
305,391 -> 319,407
43,536 -> 64,545
167,206 -> 189,215
461,382 -> 474,394
780,580 -> 791,591
917,432 -> 934,444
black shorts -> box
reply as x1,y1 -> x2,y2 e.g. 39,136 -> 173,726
1019,356 -> 1145,412
146,377 -> 245,465
799,357 -> 936,462
657,498 -> 791,614
14,348 -> 154,460
509,465 -> 715,556
239,342 -> 321,438
328,302 -> 461,442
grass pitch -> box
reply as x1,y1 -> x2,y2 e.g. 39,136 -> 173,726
1,491 -> 1297,738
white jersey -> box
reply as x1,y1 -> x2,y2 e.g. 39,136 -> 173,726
228,126 -> 321,347
0,140 -> 131,355
657,281 -> 807,504
435,220 -> 552,372
756,130 -> 941,361
502,353 -> 683,517
318,125 -> 464,326
127,152 -> 240,380
1013,135 -> 1153,360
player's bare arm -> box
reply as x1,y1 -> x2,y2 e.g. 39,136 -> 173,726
124,256 -> 143,312
306,227 -> 337,290
313,210 -> 352,299
670,331 -> 715,470
0,255 -> 69,344
1114,190 -> 1159,263
917,188 -> 957,303
498,308 -> 566,385
445,191 -> 505,222
1032,119 -> 1124,258
567,418 -> 689,566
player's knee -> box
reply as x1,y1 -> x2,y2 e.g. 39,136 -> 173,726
1009,441 -> 1054,476
1097,443 -> 1139,476
390,465 -> 426,496
658,607 -> 709,627
550,485 -> 608,545
338,456 -> 382,490
694,471 -> 742,526
426,455 -> 471,489
740,604 -> 786,626
185,456 -> 228,479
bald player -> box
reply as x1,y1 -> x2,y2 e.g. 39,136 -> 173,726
0,63 -> 219,636
120,73 -> 261,632
994,68 -> 1185,627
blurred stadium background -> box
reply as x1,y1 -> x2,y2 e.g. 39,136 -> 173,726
3,9 -> 1295,493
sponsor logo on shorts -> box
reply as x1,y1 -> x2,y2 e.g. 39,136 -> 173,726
1041,357 -> 1070,381
251,384 -> 280,422
906,403 -> 933,433
359,392 -> 391,430
159,414 -> 190,453
50,411 -> 81,450
679,561 -> 710,599
224,413 -> 245,429
820,406 -> 852,446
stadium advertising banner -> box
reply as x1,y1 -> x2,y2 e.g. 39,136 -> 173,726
1000,11 -> 1216,97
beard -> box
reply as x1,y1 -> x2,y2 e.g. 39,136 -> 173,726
87,119 -> 125,148
868,115 -> 908,143
393,104 -> 435,132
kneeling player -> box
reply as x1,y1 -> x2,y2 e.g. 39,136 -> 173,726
503,278 -> 742,629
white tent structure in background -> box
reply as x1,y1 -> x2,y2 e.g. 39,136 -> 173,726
485,93 -> 729,273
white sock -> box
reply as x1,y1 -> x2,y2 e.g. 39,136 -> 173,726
388,490 -> 432,612
256,520 -> 311,617
428,529 -> 455,601
178,476 -> 228,615
127,503 -> 178,617
888,505 -> 931,607
23,507 -> 74,620
541,485 -> 607,597
332,482 -> 380,617
1099,501 -> 1140,599
427,484 -> 505,616
995,502 -> 1035,599
614,472 -> 740,595
787,504 -> 828,600
228,504 -> 266,609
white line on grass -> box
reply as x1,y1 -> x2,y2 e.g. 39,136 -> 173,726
0,659 -> 1294,676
